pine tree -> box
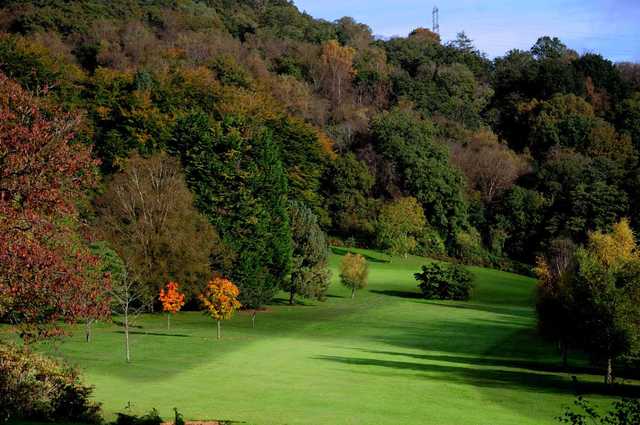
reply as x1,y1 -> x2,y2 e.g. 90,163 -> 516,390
285,201 -> 331,305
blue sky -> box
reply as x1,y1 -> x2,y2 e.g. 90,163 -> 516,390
294,0 -> 640,62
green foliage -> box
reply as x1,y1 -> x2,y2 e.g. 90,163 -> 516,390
376,197 -> 426,257
452,228 -> 487,265
415,227 -> 447,258
536,220 -> 640,383
286,200 -> 331,304
269,117 -> 328,219
414,262 -> 474,300
0,344 -> 102,424
370,108 -> 469,240
171,112 -> 291,308
322,153 -> 378,240
114,408 -> 163,425
558,397 -> 640,425
490,186 -> 547,262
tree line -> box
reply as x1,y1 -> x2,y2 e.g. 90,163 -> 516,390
2,0 -> 640,384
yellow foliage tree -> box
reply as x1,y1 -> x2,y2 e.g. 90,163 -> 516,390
339,253 -> 369,299
319,40 -> 356,106
199,276 -> 241,339
587,218 -> 637,269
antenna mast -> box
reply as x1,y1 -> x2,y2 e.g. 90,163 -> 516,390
432,6 -> 440,35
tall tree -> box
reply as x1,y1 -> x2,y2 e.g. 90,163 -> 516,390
172,112 -> 292,309
371,107 -> 469,241
377,197 -> 426,257
451,129 -> 529,203
96,152 -> 219,300
572,221 -> 640,384
316,40 -> 356,108
0,73 -> 109,341
285,201 -> 331,305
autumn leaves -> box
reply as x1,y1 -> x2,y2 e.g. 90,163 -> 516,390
159,278 -> 241,339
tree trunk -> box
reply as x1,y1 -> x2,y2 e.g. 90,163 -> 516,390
605,357 -> 613,385
251,310 -> 256,329
124,308 -> 131,363
289,286 -> 295,305
351,287 -> 356,299
560,340 -> 568,369
167,313 -> 170,330
217,320 -> 221,340
85,320 -> 92,343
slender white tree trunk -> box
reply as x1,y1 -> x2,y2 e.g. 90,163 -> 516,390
605,357 -> 613,385
124,306 -> 131,363
217,320 -> 221,340
85,320 -> 93,343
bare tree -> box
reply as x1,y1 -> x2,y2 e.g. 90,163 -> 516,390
109,271 -> 149,363
96,153 -> 226,301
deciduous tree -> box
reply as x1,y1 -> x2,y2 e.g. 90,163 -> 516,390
377,197 -> 426,257
452,129 -> 529,203
96,152 -> 219,301
199,277 -> 242,340
159,282 -> 185,330
339,253 -> 368,298
0,72 -> 109,341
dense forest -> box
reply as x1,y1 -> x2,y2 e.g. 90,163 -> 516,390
2,0 -> 640,308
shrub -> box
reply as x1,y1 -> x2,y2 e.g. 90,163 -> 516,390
0,344 -> 102,423
414,262 -> 474,300
416,227 -> 447,257
558,396 -> 640,424
114,408 -> 163,425
452,228 -> 488,265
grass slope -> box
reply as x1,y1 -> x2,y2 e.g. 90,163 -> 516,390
10,249 -> 639,424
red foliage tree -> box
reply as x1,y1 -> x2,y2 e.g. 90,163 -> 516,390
159,281 -> 185,330
0,73 -> 110,341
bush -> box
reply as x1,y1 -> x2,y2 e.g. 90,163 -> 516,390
452,228 -> 488,266
114,408 -> 163,425
0,344 -> 102,424
414,262 -> 474,300
558,396 -> 640,424
415,227 -> 447,257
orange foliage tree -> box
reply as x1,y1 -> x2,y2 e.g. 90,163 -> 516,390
199,277 -> 241,339
159,281 -> 185,330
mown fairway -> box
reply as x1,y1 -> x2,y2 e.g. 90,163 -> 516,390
20,249 -> 637,424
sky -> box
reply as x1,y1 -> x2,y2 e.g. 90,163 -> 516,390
293,0 -> 640,62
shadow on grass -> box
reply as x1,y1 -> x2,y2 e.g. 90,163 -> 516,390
369,289 -> 423,300
330,247 -> 390,263
270,298 -> 315,306
114,330 -> 191,338
425,301 -> 534,319
314,354 -> 640,397
112,320 -> 143,329
358,349 -> 600,378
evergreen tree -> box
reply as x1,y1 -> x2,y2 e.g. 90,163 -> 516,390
171,111 -> 292,309
285,201 -> 331,305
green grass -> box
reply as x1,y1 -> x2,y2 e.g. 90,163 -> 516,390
7,249 -> 640,424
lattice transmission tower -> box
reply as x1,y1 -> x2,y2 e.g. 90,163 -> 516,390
432,6 -> 440,35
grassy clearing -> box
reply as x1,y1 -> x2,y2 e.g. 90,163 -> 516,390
6,249 -> 639,425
